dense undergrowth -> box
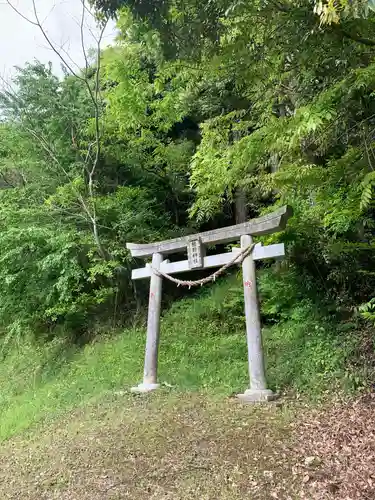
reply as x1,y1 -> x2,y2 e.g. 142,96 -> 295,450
1,270 -> 372,442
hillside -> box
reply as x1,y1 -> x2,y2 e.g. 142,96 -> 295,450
1,274 -> 371,441
0,277 -> 374,499
0,275 -> 374,499
1,1 -> 375,498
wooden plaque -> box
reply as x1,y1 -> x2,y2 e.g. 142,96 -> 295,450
187,238 -> 204,269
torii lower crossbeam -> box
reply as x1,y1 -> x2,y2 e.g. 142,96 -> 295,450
131,243 -> 285,280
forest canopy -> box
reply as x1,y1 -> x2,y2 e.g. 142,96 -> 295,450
0,0 -> 375,340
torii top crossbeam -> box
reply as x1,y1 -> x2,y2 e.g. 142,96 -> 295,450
126,205 -> 293,258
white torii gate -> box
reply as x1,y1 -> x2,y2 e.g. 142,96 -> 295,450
127,205 -> 293,402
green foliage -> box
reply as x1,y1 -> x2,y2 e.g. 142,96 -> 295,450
92,0 -> 227,58
0,49 -> 194,339
314,0 -> 375,24
360,171 -> 375,210
259,267 -> 370,395
2,0 -> 375,406
358,298 -> 375,322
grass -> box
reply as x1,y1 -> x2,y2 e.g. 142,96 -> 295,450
0,274 -> 367,442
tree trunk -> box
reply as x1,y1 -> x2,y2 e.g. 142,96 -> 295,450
235,188 -> 247,224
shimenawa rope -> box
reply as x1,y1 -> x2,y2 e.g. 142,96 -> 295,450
152,243 -> 255,288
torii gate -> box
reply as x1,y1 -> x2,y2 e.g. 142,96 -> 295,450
127,205 -> 293,402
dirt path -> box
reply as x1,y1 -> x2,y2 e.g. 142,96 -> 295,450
0,392 -> 374,499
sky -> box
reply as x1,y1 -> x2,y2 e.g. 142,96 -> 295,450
0,0 -> 117,81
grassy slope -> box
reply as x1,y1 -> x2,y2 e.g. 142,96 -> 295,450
0,274 -> 362,442
0,275 -> 374,500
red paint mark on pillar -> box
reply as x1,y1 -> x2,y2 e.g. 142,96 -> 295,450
150,292 -> 155,298
244,280 -> 252,288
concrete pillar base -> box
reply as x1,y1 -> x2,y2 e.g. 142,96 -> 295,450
236,389 -> 277,403
130,382 -> 160,393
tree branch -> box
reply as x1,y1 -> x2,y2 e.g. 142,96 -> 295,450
80,0 -> 90,79
270,1 -> 291,13
340,29 -> 375,47
0,170 -> 15,188
325,21 -> 375,47
5,0 -> 109,259
5,1 -> 38,26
